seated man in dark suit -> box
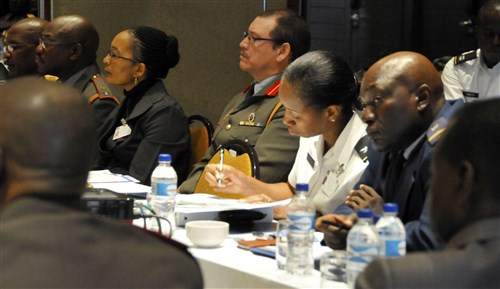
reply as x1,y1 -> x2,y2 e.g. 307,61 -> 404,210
0,77 -> 203,289
316,52 -> 464,251
356,99 -> 500,289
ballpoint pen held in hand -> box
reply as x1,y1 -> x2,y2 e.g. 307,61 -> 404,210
217,148 -> 224,186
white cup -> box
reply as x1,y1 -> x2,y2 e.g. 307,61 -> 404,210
185,220 -> 229,248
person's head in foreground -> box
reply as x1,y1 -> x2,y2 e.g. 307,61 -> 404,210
0,76 -> 95,207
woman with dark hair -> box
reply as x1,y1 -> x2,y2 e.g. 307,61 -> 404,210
204,50 -> 368,216
95,26 -> 190,185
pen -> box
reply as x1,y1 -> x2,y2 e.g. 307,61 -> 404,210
321,220 -> 350,230
217,148 -> 224,186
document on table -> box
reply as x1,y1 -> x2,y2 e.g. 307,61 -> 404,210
88,170 -> 150,198
176,193 -> 290,212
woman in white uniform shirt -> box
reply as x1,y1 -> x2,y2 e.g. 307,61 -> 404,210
203,51 -> 368,216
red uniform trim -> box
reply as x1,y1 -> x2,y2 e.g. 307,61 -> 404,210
242,79 -> 281,97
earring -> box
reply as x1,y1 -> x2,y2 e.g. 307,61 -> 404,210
134,77 -> 138,85
330,119 -> 335,123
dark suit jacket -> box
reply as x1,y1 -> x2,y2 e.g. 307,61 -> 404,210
95,80 -> 190,185
0,196 -> 203,289
69,63 -> 119,129
179,76 -> 299,194
335,99 -> 465,251
356,218 -> 500,289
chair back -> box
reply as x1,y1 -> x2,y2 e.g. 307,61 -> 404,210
194,139 -> 259,199
188,115 -> 214,169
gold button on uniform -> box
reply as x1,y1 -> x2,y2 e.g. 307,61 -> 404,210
225,124 -> 232,130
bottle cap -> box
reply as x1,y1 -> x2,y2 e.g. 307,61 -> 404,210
158,154 -> 171,162
295,183 -> 309,192
383,203 -> 398,213
357,209 -> 372,218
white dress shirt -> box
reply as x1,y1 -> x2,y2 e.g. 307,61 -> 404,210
288,113 -> 368,215
442,49 -> 500,102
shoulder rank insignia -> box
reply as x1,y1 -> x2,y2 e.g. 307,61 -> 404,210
453,50 -> 477,65
88,75 -> 120,105
427,117 -> 447,146
355,135 -> 370,162
43,74 -> 59,82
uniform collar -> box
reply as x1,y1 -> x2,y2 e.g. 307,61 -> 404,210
243,74 -> 282,97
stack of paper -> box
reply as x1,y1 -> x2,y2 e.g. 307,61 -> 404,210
88,170 -> 150,198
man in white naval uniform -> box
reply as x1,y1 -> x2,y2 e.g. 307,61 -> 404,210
442,0 -> 500,102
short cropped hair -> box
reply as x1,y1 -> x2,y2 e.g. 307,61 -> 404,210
438,99 -> 500,202
260,9 -> 311,62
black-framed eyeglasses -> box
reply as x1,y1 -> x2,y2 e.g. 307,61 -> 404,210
242,31 -> 275,44
3,43 -> 32,53
107,49 -> 137,63
38,37 -> 76,49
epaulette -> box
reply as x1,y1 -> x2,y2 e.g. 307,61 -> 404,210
43,74 -> 59,82
355,135 -> 370,162
427,117 -> 447,146
88,75 -> 120,105
453,50 -> 477,65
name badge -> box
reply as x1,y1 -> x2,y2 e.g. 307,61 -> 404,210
113,119 -> 132,140
307,153 -> 315,169
462,91 -> 479,102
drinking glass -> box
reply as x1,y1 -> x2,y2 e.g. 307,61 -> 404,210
320,250 -> 347,287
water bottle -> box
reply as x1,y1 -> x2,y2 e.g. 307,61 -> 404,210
286,183 -> 315,275
376,203 -> 406,257
346,209 -> 380,289
149,154 -> 177,231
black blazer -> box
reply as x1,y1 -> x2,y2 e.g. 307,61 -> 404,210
95,80 -> 190,185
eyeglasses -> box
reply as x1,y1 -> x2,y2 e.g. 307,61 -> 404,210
3,43 -> 32,53
242,31 -> 275,44
107,49 -> 137,63
38,37 -> 76,49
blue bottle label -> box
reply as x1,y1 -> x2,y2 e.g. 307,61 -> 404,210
288,214 -> 315,231
384,239 -> 406,256
155,183 -> 176,196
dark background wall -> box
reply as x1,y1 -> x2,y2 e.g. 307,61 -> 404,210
305,0 -> 480,71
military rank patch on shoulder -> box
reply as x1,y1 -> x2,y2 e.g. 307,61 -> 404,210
427,117 -> 448,146
355,135 -> 370,162
453,50 -> 477,65
90,75 -> 120,105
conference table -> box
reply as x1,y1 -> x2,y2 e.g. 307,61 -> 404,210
172,225 -> 347,289
89,172 -> 347,289
131,208 -> 348,289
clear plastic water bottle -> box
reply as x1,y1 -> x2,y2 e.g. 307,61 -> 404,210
149,154 -> 177,231
346,209 -> 380,289
376,203 -> 406,257
286,183 -> 315,275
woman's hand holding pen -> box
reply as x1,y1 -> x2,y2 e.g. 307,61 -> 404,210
204,164 -> 250,195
